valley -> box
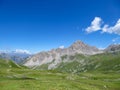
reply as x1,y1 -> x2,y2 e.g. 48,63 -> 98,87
0,50 -> 120,90
1,0 -> 120,89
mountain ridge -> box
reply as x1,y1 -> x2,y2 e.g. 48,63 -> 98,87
24,40 -> 102,67
0,51 -> 31,63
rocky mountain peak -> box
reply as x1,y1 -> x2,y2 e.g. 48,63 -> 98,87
70,40 -> 86,48
68,40 -> 99,54
24,40 -> 102,67
73,40 -> 84,45
105,44 -> 120,52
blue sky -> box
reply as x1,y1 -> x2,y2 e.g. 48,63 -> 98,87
0,0 -> 120,53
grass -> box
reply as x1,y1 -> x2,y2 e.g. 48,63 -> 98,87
0,51 -> 120,90
55,52 -> 120,73
0,68 -> 120,90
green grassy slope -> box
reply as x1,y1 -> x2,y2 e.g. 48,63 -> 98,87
0,68 -> 120,90
55,52 -> 120,73
0,51 -> 120,90
0,59 -> 20,69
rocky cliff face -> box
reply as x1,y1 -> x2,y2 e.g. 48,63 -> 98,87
105,44 -> 120,52
24,40 -> 101,67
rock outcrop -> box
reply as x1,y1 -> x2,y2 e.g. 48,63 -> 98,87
105,44 -> 120,52
24,40 -> 101,67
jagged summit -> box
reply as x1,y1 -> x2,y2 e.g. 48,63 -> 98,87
24,40 -> 101,67
105,44 -> 120,52
68,40 -> 99,55
72,40 -> 84,44
70,40 -> 87,48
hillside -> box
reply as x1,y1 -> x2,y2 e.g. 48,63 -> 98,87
0,42 -> 120,90
55,51 -> 120,73
0,57 -> 120,90
0,59 -> 21,69
34,51 -> 120,73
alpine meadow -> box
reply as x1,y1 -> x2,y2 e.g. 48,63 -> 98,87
0,0 -> 120,90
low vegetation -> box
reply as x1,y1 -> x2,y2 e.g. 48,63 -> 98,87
0,52 -> 120,90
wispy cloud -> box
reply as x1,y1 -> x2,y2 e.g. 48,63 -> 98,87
0,49 -> 31,54
98,47 -> 105,50
59,45 -> 64,49
112,37 -> 120,42
15,49 -> 31,54
85,17 -> 120,35
102,19 -> 120,35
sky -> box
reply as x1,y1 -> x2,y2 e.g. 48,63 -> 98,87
0,0 -> 120,53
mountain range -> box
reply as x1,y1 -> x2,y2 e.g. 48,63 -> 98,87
0,51 -> 31,64
23,40 -> 120,70
1,40 -> 120,70
24,40 -> 101,67
0,40 -> 120,90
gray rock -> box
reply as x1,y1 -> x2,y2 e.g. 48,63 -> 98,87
105,44 -> 120,52
24,40 -> 102,68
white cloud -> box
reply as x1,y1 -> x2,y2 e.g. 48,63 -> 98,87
0,49 -> 31,54
85,17 -> 102,33
112,37 -> 120,42
85,17 -> 120,35
98,47 -> 105,50
0,50 -> 7,53
102,19 -> 120,35
15,49 -> 31,54
59,45 -> 64,49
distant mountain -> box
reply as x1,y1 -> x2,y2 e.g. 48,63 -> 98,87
0,51 -> 31,63
1,40 -> 120,74
24,40 -> 102,68
105,44 -> 120,52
